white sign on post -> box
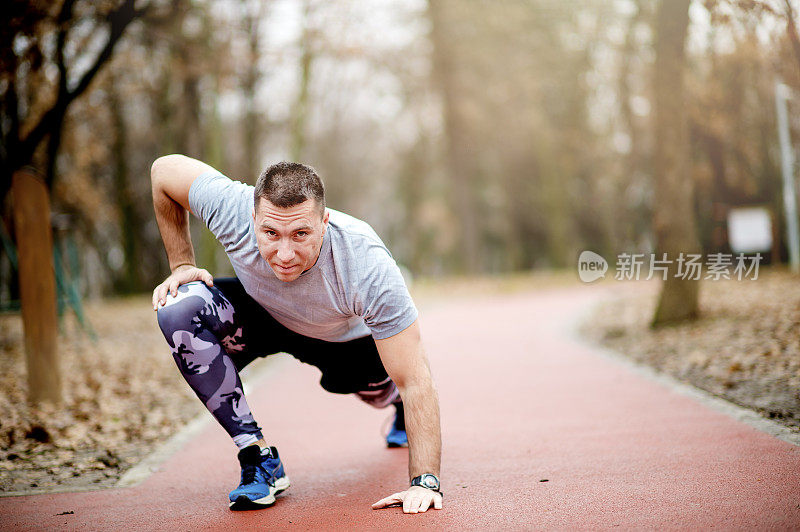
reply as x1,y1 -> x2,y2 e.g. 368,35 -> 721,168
727,207 -> 772,253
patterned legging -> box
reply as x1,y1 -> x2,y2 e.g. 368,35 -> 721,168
156,280 -> 399,449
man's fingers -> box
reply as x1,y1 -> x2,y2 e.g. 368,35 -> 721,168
153,267 -> 212,310
405,493 -> 426,514
433,493 -> 443,510
152,283 -> 165,309
373,490 -> 442,513
168,278 -> 179,297
155,285 -> 167,309
418,494 -> 432,513
372,493 -> 403,509
404,492 -> 425,514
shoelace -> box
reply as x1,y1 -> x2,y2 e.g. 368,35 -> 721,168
241,463 -> 259,485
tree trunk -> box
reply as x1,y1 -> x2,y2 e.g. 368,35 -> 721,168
651,0 -> 700,326
109,75 -> 142,292
617,0 -> 649,249
198,97 -> 225,275
12,170 -> 61,405
290,0 -> 314,163
428,0 -> 481,273
242,15 -> 262,177
783,0 -> 800,78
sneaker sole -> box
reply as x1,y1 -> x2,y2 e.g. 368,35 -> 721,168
274,475 -> 291,495
229,493 -> 276,511
228,476 -> 291,511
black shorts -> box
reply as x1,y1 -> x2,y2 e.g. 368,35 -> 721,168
214,277 -> 390,395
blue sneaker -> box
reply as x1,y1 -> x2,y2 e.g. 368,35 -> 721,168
386,408 -> 408,448
229,445 -> 291,510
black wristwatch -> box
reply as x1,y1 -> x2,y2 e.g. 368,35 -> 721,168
411,473 -> 441,493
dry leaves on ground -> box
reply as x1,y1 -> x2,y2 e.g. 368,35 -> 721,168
0,296 -> 203,492
582,269 -> 800,432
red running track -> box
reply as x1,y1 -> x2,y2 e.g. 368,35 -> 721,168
2,286 -> 799,530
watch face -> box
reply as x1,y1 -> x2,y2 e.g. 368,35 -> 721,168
421,474 -> 439,490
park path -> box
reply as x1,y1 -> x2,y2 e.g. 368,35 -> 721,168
2,284 -> 799,530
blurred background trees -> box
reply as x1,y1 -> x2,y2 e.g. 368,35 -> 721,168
2,0 -> 799,302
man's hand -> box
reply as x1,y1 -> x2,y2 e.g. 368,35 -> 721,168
372,486 -> 443,514
152,265 -> 214,310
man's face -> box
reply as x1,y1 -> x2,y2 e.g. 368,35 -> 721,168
252,198 -> 329,282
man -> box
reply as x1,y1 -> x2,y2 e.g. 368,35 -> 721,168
150,154 -> 442,514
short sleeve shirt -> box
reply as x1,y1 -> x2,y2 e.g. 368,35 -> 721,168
188,172 -> 418,342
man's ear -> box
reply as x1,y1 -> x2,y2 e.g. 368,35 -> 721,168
252,208 -> 256,221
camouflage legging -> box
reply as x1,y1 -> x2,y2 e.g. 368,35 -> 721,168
156,280 -> 399,449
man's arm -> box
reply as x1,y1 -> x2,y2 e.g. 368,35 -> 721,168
371,320 -> 443,514
150,154 -> 217,309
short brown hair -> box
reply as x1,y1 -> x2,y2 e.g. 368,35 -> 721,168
254,162 -> 326,217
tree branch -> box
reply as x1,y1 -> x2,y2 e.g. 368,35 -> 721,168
17,0 -> 147,169
1,78 -> 20,164
67,0 -> 145,100
55,0 -> 75,97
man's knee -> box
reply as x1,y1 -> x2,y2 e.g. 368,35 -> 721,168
156,281 -> 216,341
355,377 -> 399,409
156,281 -> 245,357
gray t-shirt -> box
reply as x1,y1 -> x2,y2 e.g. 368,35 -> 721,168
188,172 -> 418,342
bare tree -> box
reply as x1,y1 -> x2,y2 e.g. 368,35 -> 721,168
0,0 -> 148,404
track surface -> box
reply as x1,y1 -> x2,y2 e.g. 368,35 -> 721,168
3,286 -> 800,530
